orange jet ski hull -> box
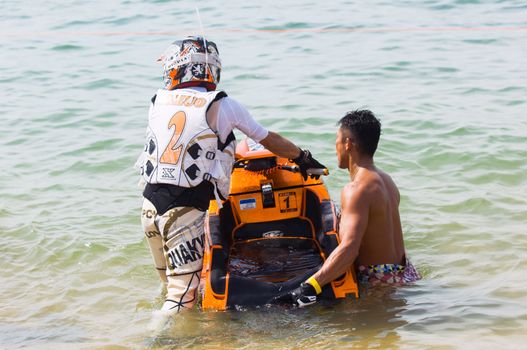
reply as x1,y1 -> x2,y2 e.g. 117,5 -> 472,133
201,140 -> 359,310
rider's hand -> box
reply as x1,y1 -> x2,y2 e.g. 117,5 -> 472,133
290,282 -> 318,307
292,149 -> 327,180
274,278 -> 321,308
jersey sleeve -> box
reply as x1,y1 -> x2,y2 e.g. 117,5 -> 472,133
216,96 -> 269,143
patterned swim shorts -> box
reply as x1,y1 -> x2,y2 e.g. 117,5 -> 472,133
357,256 -> 421,285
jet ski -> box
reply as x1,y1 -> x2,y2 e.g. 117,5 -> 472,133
200,139 -> 359,310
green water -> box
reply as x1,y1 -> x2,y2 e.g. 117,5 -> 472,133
1,1 -> 527,349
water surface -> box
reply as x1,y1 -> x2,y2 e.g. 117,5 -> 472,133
1,0 -> 527,349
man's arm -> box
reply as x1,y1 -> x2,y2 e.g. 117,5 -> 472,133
276,182 -> 370,307
259,131 -> 301,159
211,98 -> 325,177
311,183 -> 370,286
260,132 -> 328,180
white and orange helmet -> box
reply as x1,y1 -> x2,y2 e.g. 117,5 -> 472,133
159,36 -> 221,91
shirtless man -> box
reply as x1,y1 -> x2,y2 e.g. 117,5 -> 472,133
282,110 -> 420,307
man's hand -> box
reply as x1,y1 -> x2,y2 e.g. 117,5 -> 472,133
290,282 -> 318,307
292,149 -> 327,180
273,282 -> 318,308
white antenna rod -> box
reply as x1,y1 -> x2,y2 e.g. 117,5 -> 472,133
195,7 -> 209,78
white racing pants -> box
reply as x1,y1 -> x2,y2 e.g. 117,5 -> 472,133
141,198 -> 206,314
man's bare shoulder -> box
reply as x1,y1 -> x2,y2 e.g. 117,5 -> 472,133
342,180 -> 369,196
341,173 -> 378,205
375,168 -> 400,199
376,168 -> 396,185
357,169 -> 386,193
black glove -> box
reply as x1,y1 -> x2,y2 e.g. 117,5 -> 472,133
274,282 -> 318,308
292,149 -> 327,180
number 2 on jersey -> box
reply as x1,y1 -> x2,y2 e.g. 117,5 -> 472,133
160,111 -> 186,165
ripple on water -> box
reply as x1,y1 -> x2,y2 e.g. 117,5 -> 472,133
78,78 -> 122,90
51,44 -> 84,51
463,38 -> 501,45
0,324 -> 89,349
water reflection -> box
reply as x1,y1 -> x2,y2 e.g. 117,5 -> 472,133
146,284 -> 409,349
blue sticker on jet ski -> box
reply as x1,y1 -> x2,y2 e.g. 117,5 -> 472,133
239,198 -> 256,210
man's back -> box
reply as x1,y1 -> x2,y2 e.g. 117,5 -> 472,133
353,167 -> 406,267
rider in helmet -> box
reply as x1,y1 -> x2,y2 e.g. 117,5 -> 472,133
137,36 -> 326,320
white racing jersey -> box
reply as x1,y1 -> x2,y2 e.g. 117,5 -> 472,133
140,88 -> 235,199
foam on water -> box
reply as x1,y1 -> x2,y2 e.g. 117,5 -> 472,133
1,0 -> 527,348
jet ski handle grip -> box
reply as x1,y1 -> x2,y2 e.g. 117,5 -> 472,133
279,165 -> 329,176
307,168 -> 329,176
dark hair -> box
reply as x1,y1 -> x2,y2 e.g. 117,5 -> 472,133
338,110 -> 381,157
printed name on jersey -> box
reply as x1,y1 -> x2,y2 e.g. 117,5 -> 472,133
156,93 -> 207,108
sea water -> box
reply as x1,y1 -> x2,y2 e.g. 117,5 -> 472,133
1,0 -> 526,349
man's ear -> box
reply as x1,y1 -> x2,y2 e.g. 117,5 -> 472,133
345,137 -> 353,152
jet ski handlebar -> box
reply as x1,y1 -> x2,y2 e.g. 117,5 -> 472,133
279,165 -> 329,176
233,158 -> 328,176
